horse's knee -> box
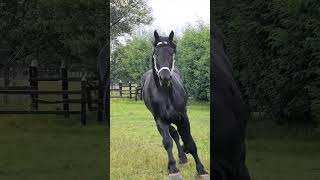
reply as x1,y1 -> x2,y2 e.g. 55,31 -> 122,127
163,135 -> 173,150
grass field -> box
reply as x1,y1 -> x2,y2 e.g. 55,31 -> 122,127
110,99 -> 211,179
1,80 -> 319,179
110,99 -> 320,180
0,81 -> 106,180
246,121 -> 320,180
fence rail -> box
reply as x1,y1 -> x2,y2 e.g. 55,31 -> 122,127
110,82 -> 142,101
0,111 -> 81,114
0,90 -> 82,94
0,60 -> 105,125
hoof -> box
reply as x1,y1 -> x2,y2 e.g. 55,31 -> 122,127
168,172 -> 183,180
199,174 -> 210,180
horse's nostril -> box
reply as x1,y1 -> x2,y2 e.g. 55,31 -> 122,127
161,77 -> 171,83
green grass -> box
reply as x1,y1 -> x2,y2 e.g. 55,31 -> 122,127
110,99 -> 210,179
0,81 -> 106,180
2,80 -> 320,179
0,115 -> 106,180
110,99 -> 320,180
246,120 -> 320,180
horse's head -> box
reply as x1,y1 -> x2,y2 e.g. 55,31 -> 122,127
152,30 -> 176,87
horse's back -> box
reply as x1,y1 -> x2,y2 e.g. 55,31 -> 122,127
212,24 -> 250,180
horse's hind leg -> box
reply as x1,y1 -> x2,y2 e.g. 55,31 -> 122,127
169,125 -> 187,164
156,119 -> 180,174
177,114 -> 208,175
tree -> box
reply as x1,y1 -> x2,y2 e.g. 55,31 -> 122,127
177,24 -> 210,100
111,33 -> 152,82
213,0 -> 320,125
0,0 -> 107,71
110,0 -> 153,41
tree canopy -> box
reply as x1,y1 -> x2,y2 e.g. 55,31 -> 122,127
177,25 -> 210,100
110,0 -> 153,41
1,0 -> 107,71
213,0 -> 320,124
110,33 -> 152,82
1,0 -> 153,73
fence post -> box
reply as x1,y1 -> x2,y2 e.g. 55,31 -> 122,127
129,81 -> 132,99
140,86 -> 142,100
29,59 -> 38,110
61,61 -> 69,118
87,84 -> 93,110
80,69 -> 87,125
135,85 -> 138,101
119,80 -> 122,97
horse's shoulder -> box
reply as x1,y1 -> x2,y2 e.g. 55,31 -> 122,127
140,69 -> 153,87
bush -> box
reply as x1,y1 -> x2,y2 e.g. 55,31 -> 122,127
176,25 -> 210,100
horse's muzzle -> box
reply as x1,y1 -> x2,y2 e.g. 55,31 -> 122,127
159,77 -> 171,87
159,70 -> 171,87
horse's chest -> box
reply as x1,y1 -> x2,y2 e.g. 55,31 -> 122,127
152,94 -> 185,121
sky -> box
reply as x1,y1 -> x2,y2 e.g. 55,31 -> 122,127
139,0 -> 210,36
119,0 -> 210,43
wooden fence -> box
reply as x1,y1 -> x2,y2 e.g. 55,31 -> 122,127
110,82 -> 142,101
0,60 -> 104,125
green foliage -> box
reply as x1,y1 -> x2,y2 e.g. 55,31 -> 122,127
111,34 -> 153,82
1,0 -> 153,73
0,0 -> 106,71
177,25 -> 210,100
110,0 -> 153,41
213,0 -> 320,124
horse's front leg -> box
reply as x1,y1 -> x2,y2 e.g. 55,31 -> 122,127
155,118 -> 180,175
177,113 -> 208,176
169,125 -> 187,164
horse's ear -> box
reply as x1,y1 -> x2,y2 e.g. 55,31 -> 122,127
154,30 -> 159,41
169,31 -> 174,41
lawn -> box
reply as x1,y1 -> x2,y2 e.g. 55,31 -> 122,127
0,81 -> 106,180
110,98 -> 320,180
110,98 -> 211,179
246,120 -> 320,180
1,80 -> 319,180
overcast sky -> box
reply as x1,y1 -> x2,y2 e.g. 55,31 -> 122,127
140,0 -> 210,35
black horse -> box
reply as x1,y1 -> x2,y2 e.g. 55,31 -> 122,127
211,24 -> 251,180
141,31 -> 208,179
